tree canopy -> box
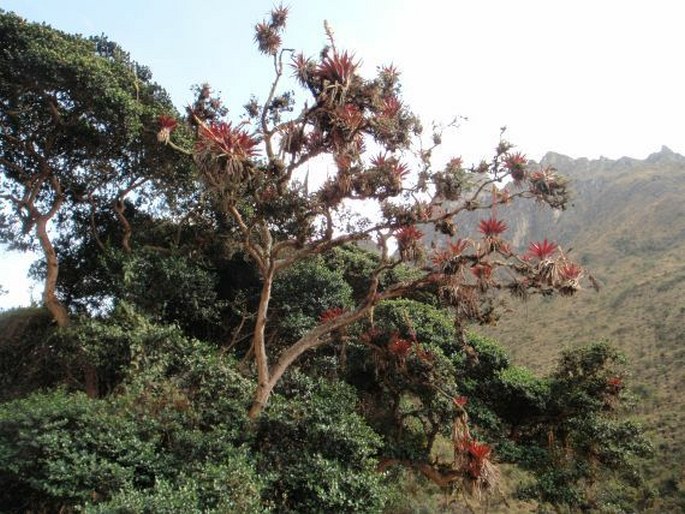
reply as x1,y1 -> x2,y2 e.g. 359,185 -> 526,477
0,7 -> 655,513
0,10 -> 190,327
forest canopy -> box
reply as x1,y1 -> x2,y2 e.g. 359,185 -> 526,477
0,8 -> 653,513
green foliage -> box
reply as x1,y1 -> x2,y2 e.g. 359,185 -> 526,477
271,255 -> 354,342
0,390 -> 159,511
0,309 -> 263,512
324,245 -> 431,304
455,339 -> 652,510
84,453 -> 266,514
256,372 -> 389,513
0,307 -> 57,400
0,10 -> 187,248
118,249 -> 227,339
373,299 -> 455,350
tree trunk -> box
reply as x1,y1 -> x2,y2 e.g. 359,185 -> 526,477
36,217 -> 69,328
247,303 -> 373,419
247,266 -> 275,419
37,214 -> 98,397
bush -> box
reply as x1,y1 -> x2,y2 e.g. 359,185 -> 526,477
84,451 -> 266,514
0,390 -> 160,511
256,372 -> 389,513
0,307 -> 59,400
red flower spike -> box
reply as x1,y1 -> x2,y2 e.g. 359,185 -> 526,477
465,440 -> 492,478
388,334 -> 413,357
317,51 -> 359,84
526,239 -> 558,260
446,157 -> 463,172
290,53 -> 314,85
391,162 -> 410,181
467,441 -> 492,461
270,4 -> 288,28
449,239 -> 469,256
478,217 -> 507,237
254,21 -> 281,55
453,395 -> 468,408
319,307 -> 345,323
396,226 -> 423,246
157,115 -> 178,143
607,376 -> 623,390
370,153 -> 388,168
197,122 -> 259,160
158,115 -> 178,130
379,64 -> 400,82
380,96 -> 401,118
505,152 -> 527,171
335,103 -> 364,131
431,249 -> 451,269
471,263 -> 493,281
560,262 -> 582,280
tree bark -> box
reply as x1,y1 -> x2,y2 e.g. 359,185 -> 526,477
36,203 -> 100,397
35,216 -> 69,328
247,266 -> 275,419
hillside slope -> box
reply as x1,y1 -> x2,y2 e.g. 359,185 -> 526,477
474,146 -> 684,505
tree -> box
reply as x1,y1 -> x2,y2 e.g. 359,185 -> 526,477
0,11 -> 188,327
0,7 -> 623,509
160,6 -> 586,422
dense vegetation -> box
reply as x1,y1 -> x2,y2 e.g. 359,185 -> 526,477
0,8 -> 657,512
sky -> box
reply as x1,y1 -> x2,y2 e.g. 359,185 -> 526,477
1,0 -> 684,308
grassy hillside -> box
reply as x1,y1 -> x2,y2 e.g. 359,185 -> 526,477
474,147 -> 684,509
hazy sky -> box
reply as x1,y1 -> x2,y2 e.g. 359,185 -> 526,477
1,0 -> 683,308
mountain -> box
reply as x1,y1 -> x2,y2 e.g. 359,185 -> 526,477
472,146 -> 685,505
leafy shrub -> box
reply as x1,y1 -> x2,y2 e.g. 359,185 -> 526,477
0,307 -> 59,400
271,255 -> 354,343
256,372 -> 389,513
0,390 -> 159,511
84,452 -> 266,514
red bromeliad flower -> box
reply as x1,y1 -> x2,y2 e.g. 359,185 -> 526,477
430,249 -> 451,269
449,239 -> 469,255
396,225 -> 423,246
335,103 -> 364,132
388,334 -> 413,357
380,95 -> 401,118
505,152 -> 527,182
560,262 -> 582,280
319,307 -> 345,323
466,440 -> 492,478
379,64 -> 400,83
157,115 -> 178,143
197,122 -> 259,161
527,239 -> 558,260
453,395 -> 468,408
447,157 -> 464,170
254,21 -> 282,55
270,4 -> 288,28
317,51 -> 359,84
370,153 -> 388,168
478,217 -> 507,237
607,376 -> 623,391
471,263 -> 493,281
290,53 -> 315,86
371,153 -> 409,180
431,239 -> 470,269
158,115 -> 178,131
391,162 -> 410,183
